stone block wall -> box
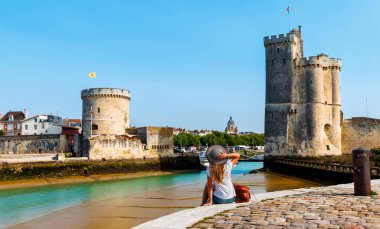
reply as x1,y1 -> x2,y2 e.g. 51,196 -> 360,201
88,135 -> 153,160
342,117 -> 380,154
0,134 -> 68,154
126,126 -> 174,157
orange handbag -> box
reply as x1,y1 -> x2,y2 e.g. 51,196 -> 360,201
233,183 -> 251,203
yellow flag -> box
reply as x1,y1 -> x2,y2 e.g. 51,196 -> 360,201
88,72 -> 96,78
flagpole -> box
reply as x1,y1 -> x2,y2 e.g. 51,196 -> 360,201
287,5 -> 290,31
90,106 -> 93,136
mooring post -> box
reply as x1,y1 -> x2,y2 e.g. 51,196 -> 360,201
352,148 -> 371,196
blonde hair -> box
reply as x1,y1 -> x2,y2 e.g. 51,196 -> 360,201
210,163 -> 225,183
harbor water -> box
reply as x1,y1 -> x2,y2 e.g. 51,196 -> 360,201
0,162 -> 262,228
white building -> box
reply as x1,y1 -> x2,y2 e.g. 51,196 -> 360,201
21,115 -> 63,135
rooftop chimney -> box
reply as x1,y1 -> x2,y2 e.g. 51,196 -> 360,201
24,109 -> 28,120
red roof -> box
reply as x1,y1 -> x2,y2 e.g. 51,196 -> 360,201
1,111 -> 25,121
64,119 -> 81,123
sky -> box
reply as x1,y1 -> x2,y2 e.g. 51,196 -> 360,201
0,0 -> 379,133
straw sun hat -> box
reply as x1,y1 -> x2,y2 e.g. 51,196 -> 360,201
205,145 -> 228,165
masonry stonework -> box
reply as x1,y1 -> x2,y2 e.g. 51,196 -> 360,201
87,135 -> 147,160
264,28 -> 342,156
126,127 -> 174,157
81,88 -> 131,139
0,134 -> 68,154
81,88 -> 131,157
342,117 -> 380,154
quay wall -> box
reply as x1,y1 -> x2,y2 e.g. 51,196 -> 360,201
264,156 -> 380,184
0,155 -> 201,181
0,135 -> 67,154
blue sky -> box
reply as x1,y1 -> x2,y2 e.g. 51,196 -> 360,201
0,0 -> 379,133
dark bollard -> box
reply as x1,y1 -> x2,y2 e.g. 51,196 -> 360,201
352,148 -> 371,196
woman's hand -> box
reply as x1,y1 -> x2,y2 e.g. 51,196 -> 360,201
203,201 -> 213,206
218,153 -> 228,160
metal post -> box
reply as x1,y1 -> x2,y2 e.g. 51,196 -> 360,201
352,148 -> 371,196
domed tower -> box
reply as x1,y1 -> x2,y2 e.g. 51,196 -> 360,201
225,116 -> 239,135
81,88 -> 131,140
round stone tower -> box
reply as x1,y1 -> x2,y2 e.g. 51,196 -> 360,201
81,88 -> 131,140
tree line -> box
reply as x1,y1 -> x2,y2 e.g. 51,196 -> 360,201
174,131 -> 264,147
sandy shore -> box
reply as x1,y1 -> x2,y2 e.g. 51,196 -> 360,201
8,172 -> 323,229
0,170 -> 195,191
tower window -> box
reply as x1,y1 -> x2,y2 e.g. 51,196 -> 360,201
98,107 -> 100,113
326,145 -> 330,150
271,60 -> 274,65
92,124 -> 98,130
283,59 -> 286,65
277,48 -> 280,52
271,113 -> 274,121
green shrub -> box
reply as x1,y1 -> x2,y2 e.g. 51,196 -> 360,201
371,148 -> 380,155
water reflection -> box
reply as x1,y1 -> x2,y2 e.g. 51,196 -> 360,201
0,162 -> 263,228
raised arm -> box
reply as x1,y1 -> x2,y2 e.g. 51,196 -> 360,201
220,153 -> 240,166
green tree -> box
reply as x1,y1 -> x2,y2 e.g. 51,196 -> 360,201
174,131 -> 264,147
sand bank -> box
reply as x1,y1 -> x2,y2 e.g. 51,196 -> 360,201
0,170 -> 195,191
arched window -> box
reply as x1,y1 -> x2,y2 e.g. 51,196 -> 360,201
98,107 -> 100,113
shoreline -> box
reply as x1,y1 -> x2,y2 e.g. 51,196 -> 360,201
0,170 -> 197,191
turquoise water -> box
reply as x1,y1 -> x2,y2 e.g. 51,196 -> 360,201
0,162 -> 262,228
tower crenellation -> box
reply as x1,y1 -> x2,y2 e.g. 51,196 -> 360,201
264,33 -> 297,47
297,55 -> 342,70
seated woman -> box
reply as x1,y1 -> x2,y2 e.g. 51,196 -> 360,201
201,145 -> 240,206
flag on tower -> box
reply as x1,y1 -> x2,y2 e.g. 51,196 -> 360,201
88,72 -> 96,78
286,6 -> 290,14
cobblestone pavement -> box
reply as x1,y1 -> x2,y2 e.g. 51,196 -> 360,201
190,184 -> 380,229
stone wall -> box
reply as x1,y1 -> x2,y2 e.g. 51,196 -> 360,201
126,126 -> 174,157
342,117 -> 380,154
0,134 -> 68,154
87,135 -> 153,160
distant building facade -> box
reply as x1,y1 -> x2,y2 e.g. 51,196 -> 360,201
21,115 -> 63,135
63,118 -> 82,128
264,28 -> 342,156
0,111 -> 26,136
225,116 -> 239,135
